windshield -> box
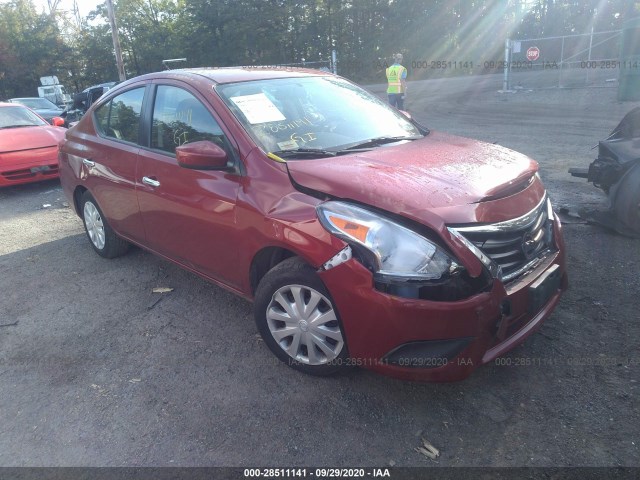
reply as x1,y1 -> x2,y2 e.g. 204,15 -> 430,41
12,98 -> 59,110
0,106 -> 47,128
217,76 -> 423,155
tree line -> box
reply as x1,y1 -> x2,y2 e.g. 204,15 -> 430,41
0,0 -> 637,99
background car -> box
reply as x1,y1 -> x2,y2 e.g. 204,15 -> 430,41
83,81 -> 118,93
63,82 -> 119,128
0,102 -> 66,187
8,97 -> 65,125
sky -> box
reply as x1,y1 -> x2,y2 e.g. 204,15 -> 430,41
31,0 -> 101,19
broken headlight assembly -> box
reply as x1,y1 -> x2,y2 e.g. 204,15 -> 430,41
317,201 -> 463,287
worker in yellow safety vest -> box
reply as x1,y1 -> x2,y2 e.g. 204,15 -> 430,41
386,53 -> 407,109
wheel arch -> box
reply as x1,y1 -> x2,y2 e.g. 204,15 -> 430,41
249,246 -> 299,296
73,185 -> 88,217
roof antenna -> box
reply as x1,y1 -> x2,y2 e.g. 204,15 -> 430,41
162,58 -> 187,70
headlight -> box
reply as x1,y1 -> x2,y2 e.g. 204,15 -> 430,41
317,201 -> 460,281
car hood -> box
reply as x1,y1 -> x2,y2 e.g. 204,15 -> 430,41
286,131 -> 542,225
0,126 -> 64,152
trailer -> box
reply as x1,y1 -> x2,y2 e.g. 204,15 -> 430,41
38,76 -> 72,108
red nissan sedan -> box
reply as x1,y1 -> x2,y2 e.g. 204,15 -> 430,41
0,102 -> 65,187
58,68 -> 567,381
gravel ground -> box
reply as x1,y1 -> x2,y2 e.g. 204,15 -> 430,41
0,71 -> 638,468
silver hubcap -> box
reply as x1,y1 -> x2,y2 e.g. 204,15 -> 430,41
83,201 -> 105,250
267,284 -> 344,365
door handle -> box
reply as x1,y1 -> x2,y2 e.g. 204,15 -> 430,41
142,176 -> 160,188
82,158 -> 95,168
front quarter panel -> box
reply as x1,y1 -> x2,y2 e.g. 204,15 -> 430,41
234,149 -> 346,294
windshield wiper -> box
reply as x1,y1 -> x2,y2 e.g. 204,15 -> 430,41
339,136 -> 421,151
270,147 -> 337,158
269,137 -> 421,159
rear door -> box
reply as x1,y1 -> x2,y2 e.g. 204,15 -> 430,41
136,82 -> 243,287
82,85 -> 147,243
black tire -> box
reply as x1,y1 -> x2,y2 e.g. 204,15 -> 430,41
612,162 -> 640,234
254,257 -> 348,376
80,191 -> 129,259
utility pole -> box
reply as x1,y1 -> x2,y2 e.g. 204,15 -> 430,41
105,0 -> 126,81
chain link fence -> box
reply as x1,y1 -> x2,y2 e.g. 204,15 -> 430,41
506,30 -> 622,89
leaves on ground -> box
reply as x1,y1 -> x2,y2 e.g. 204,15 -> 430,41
152,287 -> 174,293
415,437 -> 440,460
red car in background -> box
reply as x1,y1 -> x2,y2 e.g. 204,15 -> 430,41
58,68 -> 567,382
0,102 -> 65,187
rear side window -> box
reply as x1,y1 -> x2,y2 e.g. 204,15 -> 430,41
151,85 -> 227,155
94,87 -> 145,144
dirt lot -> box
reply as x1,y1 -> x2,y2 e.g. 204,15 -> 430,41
0,72 -> 638,468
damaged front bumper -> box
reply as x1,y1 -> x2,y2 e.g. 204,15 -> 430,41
317,217 -> 567,382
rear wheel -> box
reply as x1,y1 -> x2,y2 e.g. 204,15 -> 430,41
81,191 -> 129,258
254,257 -> 347,376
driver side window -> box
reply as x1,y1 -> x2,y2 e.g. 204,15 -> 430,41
151,86 -> 228,156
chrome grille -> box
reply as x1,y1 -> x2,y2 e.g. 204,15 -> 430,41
451,197 -> 555,282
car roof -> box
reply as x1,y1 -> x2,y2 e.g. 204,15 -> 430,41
8,97 -> 43,101
123,67 -> 331,86
192,67 -> 330,84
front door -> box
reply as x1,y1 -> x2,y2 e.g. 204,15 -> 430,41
137,83 -> 243,287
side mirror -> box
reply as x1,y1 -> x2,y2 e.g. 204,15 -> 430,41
51,117 -> 65,127
176,141 -> 229,170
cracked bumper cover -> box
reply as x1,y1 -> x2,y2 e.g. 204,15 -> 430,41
317,226 -> 567,382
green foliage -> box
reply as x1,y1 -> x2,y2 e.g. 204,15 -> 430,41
0,0 -> 637,98
0,0 -> 69,97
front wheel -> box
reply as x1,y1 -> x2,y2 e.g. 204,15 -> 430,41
254,257 -> 348,376
81,191 -> 129,258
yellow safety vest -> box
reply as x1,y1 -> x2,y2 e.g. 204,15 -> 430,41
386,65 -> 406,94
